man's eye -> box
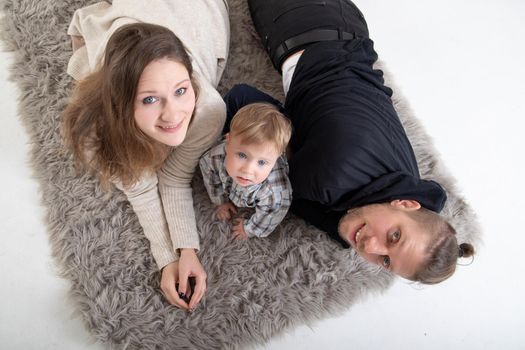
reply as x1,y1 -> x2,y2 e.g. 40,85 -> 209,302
392,231 -> 400,243
142,96 -> 158,104
382,256 -> 391,268
175,87 -> 187,96
257,160 -> 268,166
237,152 -> 247,159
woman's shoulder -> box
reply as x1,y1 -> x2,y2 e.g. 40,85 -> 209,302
189,73 -> 226,131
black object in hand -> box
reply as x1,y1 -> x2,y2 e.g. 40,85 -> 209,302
175,277 -> 196,303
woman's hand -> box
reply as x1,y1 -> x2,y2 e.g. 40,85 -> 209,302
160,249 -> 207,311
178,249 -> 207,310
160,261 -> 189,310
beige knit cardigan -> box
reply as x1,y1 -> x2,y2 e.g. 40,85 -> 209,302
67,0 -> 230,268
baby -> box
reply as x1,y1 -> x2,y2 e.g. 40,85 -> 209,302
199,102 -> 292,239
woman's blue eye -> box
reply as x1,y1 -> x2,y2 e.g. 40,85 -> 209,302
237,152 -> 247,159
257,160 -> 268,166
382,256 -> 391,268
143,96 -> 157,104
175,87 -> 187,96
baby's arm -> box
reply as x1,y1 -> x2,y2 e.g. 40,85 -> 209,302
232,218 -> 248,240
215,202 -> 237,221
242,192 -> 291,238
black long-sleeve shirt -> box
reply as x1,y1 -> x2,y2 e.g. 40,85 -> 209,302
285,38 -> 447,246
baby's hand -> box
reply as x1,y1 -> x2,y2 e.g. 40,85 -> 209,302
214,202 -> 237,221
232,218 -> 248,240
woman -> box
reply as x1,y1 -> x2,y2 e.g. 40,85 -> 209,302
62,0 -> 229,310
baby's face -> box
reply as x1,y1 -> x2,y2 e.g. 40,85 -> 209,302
224,134 -> 280,187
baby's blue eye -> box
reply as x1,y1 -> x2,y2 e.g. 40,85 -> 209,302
143,96 -> 157,104
382,256 -> 391,268
237,152 -> 247,159
175,87 -> 187,96
257,160 -> 268,166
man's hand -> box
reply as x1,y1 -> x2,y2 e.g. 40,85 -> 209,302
232,218 -> 248,240
214,202 -> 237,221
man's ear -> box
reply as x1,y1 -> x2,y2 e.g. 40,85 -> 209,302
390,199 -> 421,211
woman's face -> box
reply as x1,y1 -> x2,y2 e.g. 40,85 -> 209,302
134,58 -> 196,146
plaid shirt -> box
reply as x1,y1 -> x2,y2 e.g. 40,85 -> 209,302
199,141 -> 292,238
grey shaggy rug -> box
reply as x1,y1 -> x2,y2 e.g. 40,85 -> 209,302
0,0 -> 481,349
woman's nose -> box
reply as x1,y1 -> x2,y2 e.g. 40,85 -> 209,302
161,100 -> 180,122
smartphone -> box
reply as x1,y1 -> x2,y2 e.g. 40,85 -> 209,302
175,276 -> 196,303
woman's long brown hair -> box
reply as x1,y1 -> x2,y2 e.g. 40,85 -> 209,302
62,23 -> 198,189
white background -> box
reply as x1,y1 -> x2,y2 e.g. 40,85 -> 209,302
1,0 -> 524,349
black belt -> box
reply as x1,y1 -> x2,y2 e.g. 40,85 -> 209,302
272,29 -> 357,70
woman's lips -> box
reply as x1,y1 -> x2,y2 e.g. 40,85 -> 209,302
158,120 -> 183,133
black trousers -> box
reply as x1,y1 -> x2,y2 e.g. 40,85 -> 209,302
248,0 -> 370,71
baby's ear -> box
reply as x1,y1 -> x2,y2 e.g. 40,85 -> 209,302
225,132 -> 230,143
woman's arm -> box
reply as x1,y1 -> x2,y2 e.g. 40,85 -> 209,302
71,35 -> 85,52
120,176 -> 196,310
157,78 -> 226,309
158,79 -> 226,251
119,174 -> 178,268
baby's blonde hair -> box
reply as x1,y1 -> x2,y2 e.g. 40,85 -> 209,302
229,103 -> 292,154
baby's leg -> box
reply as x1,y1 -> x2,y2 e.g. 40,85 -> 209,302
222,84 -> 283,134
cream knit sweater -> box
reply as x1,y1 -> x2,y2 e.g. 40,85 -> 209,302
67,0 -> 230,268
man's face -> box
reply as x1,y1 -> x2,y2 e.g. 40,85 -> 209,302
338,200 -> 430,279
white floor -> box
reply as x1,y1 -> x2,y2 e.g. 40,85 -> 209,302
1,1 -> 524,349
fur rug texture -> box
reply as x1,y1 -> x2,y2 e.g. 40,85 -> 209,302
0,0 -> 481,349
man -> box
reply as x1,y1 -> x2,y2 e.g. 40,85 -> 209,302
223,0 -> 473,283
